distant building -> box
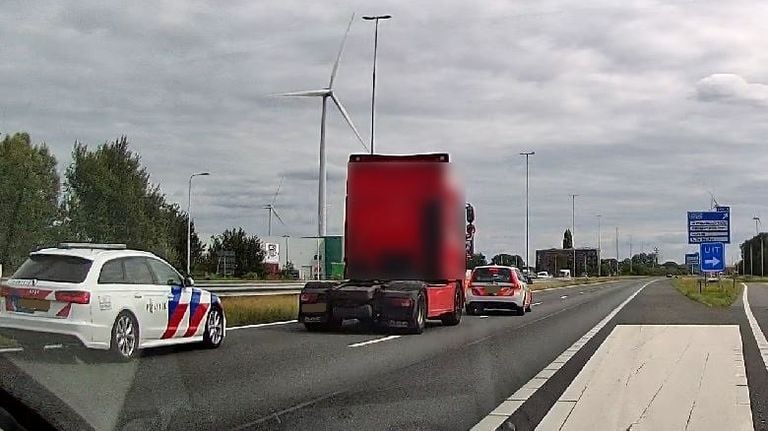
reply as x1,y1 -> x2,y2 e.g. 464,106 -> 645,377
261,235 -> 344,280
536,247 -> 599,276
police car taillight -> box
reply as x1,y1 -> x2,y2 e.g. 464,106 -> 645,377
55,291 -> 91,304
300,293 -> 318,303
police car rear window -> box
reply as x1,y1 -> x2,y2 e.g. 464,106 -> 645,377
472,267 -> 513,283
12,254 -> 93,283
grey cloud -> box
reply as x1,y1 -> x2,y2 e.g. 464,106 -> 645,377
696,73 -> 768,106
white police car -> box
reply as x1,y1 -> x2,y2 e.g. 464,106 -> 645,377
0,243 -> 225,360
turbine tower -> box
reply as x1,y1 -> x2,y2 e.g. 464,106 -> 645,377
277,14 -> 368,237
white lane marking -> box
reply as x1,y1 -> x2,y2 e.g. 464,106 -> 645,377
43,344 -> 63,350
348,335 -> 401,348
560,295 -> 568,299
0,347 -> 23,354
470,279 -> 658,431
742,283 -> 768,372
480,316 -> 489,319
579,291 -> 585,294
227,320 -> 298,330
532,302 -> 543,306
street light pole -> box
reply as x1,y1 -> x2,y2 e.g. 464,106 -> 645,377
755,216 -> 763,277
520,151 -> 535,272
597,214 -> 602,277
187,172 -> 210,276
362,14 -> 391,154
570,194 -> 578,276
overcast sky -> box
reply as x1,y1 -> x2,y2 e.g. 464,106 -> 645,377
2,0 -> 768,264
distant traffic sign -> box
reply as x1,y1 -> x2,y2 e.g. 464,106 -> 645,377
685,253 -> 699,267
716,205 -> 730,213
688,211 -> 730,244
699,242 -> 725,272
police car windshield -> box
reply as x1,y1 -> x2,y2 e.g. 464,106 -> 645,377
472,268 -> 512,283
11,255 -> 92,283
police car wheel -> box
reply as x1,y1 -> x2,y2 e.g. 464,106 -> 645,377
111,312 -> 139,361
203,307 -> 225,348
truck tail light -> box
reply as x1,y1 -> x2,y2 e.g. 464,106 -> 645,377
55,291 -> 91,305
389,297 -> 413,307
300,293 -> 318,303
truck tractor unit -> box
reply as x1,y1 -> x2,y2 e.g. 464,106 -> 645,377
298,153 -> 476,334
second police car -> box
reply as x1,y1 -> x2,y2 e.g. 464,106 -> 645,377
465,265 -> 533,316
0,243 -> 225,360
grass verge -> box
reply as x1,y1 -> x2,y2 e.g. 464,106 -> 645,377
221,294 -> 298,327
672,277 -> 740,307
0,335 -> 16,348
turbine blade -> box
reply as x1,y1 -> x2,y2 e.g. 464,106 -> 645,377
329,13 -> 355,89
271,177 -> 284,205
272,89 -> 330,97
331,93 -> 369,152
272,208 -> 287,226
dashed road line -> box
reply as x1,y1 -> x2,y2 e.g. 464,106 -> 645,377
479,316 -> 489,319
0,347 -> 23,354
560,295 -> 568,299
470,279 -> 658,431
228,320 -> 298,330
742,283 -> 768,372
348,335 -> 401,348
532,302 -> 542,306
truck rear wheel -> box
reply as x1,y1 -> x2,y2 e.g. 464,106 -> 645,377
441,285 -> 463,326
408,293 -> 426,334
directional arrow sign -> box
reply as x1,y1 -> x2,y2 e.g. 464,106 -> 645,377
699,242 -> 725,272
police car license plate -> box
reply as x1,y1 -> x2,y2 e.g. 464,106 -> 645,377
18,298 -> 50,312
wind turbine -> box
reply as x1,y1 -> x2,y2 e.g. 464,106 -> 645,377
263,178 -> 286,236
277,13 -> 369,237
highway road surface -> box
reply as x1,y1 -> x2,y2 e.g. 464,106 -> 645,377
2,278 -> 768,430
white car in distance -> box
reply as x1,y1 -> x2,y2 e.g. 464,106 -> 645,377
0,243 -> 226,360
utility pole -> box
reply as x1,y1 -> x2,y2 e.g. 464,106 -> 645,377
615,227 -> 619,275
187,172 -> 210,276
520,152 -> 535,273
570,194 -> 578,276
755,216 -> 763,278
597,214 -> 602,277
629,235 -> 633,274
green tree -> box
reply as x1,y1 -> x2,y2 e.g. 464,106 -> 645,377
61,136 -> 202,269
491,253 -> 525,268
0,133 -> 60,271
467,252 -> 488,269
207,228 -> 265,277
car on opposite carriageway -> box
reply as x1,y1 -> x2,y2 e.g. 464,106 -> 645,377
0,243 -> 226,360
465,265 -> 533,316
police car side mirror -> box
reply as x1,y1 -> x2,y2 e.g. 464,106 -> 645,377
184,276 -> 195,287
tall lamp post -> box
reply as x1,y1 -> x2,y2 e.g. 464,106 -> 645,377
755,216 -> 763,277
520,151 -> 535,272
362,14 -> 392,154
187,172 -> 210,275
570,194 -> 579,276
597,214 -> 602,277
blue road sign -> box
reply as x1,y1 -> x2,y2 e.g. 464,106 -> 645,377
699,242 -> 725,272
685,253 -> 699,266
688,211 -> 730,244
716,205 -> 730,213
